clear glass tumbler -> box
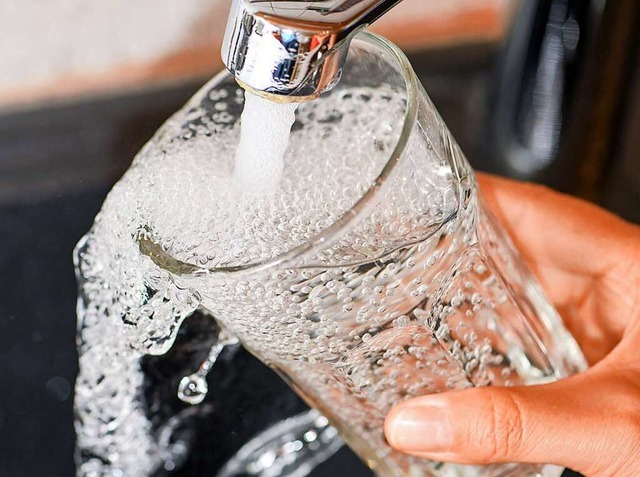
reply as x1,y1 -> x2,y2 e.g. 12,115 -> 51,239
77,32 -> 587,477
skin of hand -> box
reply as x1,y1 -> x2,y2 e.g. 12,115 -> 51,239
384,173 -> 640,477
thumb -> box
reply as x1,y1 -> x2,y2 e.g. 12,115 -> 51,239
384,368 -> 640,476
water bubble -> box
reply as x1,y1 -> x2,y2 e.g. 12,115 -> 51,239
73,76 -> 571,477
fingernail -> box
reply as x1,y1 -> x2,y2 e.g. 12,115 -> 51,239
388,404 -> 453,452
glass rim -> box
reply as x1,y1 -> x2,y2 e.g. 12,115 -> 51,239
144,31 -> 420,277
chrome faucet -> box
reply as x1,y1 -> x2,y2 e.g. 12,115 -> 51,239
222,0 -> 404,102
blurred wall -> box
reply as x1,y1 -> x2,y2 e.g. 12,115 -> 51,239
0,0 -> 514,110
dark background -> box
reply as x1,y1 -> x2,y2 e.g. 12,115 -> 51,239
1,1 -> 639,476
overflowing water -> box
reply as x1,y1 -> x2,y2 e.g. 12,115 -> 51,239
74,73 -> 585,477
74,79 -> 407,475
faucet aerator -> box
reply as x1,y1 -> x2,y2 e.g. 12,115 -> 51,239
222,0 -> 403,101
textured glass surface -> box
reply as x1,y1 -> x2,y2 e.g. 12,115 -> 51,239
74,33 -> 586,477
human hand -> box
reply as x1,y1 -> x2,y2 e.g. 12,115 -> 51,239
384,174 -> 640,476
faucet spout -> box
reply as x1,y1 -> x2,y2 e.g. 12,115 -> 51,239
222,0 -> 404,102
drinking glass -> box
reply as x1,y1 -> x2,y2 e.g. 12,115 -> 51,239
78,32 -> 587,477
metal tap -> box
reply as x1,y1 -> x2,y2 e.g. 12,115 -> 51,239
222,0 -> 404,102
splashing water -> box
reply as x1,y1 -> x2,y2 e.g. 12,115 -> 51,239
73,79 -> 405,476
177,328 -> 239,405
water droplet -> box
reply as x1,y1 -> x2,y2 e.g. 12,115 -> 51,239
46,376 -> 71,402
177,373 -> 208,405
